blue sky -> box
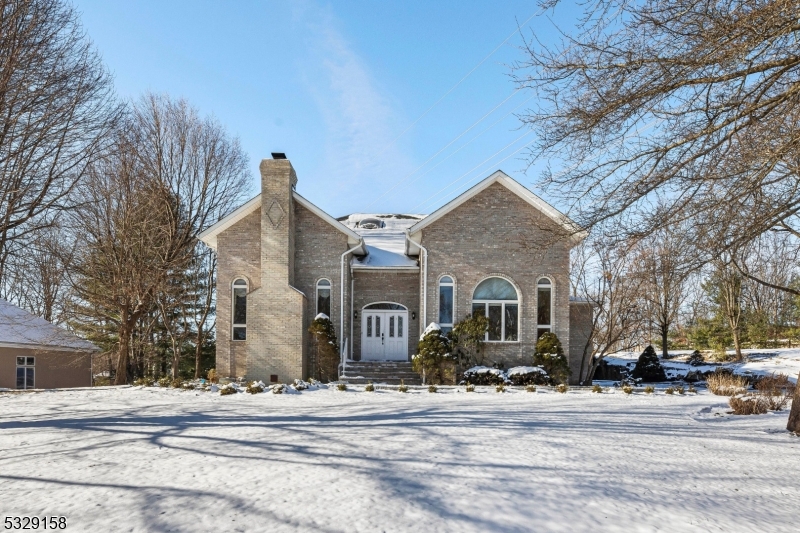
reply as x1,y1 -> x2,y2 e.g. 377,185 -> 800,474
72,0 -> 575,217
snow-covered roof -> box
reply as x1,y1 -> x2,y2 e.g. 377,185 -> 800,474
340,214 -> 424,271
0,300 -> 98,352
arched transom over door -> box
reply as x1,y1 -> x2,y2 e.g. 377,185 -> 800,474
361,302 -> 408,361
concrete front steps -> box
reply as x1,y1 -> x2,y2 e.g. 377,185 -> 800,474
340,361 -> 422,386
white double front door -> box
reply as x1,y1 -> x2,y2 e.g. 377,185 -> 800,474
362,309 -> 408,361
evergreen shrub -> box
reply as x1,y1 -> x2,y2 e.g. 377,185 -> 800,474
687,350 -> 705,366
365,383 -> 375,392
413,325 -> 453,385
533,333 -> 571,385
631,345 -> 667,382
556,384 -> 568,393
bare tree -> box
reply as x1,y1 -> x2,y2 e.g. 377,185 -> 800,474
571,236 -> 646,384
709,257 -> 745,360
514,0 -> 800,293
630,227 -> 694,358
69,94 -> 248,384
0,0 -> 120,285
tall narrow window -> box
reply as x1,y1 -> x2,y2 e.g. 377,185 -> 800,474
232,278 -> 247,341
537,278 -> 553,339
16,356 -> 35,389
316,279 -> 332,317
472,277 -> 519,342
389,316 -> 395,337
438,276 -> 454,333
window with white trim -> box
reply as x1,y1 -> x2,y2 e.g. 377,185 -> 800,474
16,356 -> 35,389
537,277 -> 553,339
438,276 -> 454,333
316,279 -> 331,318
471,277 -> 519,342
232,278 -> 247,340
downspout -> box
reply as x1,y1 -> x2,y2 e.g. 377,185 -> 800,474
406,232 -> 428,336
340,242 -> 362,378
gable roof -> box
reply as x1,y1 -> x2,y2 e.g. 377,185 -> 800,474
0,300 -> 98,352
405,170 -> 586,254
198,192 -> 364,251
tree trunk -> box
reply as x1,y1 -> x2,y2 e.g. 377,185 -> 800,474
661,327 -> 669,359
194,327 -> 204,379
787,373 -> 800,434
731,328 -> 743,361
115,324 -> 130,385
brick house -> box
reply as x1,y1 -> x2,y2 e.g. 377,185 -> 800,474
199,155 -> 592,385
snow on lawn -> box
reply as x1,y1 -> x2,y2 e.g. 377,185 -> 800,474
1,386 -> 799,532
605,348 -> 800,382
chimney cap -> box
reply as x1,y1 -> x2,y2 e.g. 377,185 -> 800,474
271,152 -> 287,160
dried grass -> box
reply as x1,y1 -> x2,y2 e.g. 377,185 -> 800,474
706,373 -> 748,396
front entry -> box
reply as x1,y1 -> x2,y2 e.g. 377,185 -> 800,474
361,302 -> 408,361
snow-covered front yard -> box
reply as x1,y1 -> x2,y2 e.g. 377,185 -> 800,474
1,386 -> 798,532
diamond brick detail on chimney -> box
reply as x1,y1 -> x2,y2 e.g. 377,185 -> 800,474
266,199 -> 285,228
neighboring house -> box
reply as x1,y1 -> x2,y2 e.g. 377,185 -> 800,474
0,300 -> 97,390
199,155 -> 593,385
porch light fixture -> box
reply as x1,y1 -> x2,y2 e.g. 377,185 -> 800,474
353,310 -> 358,319
411,311 -> 416,320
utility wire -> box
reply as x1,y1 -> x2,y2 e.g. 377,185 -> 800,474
374,8 -> 544,157
364,89 -> 522,211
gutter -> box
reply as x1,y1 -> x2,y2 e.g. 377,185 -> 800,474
405,231 -> 428,336
340,241 -> 363,377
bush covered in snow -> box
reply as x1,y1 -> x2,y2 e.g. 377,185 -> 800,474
534,333 -> 571,385
413,324 -> 454,385
158,377 -> 171,388
461,366 -> 506,386
506,366 -> 549,386
631,345 -> 667,382
465,383 -> 475,392
246,381 -> 265,394
365,382 -> 375,392
293,379 -> 309,391
271,383 -> 286,394
219,384 -> 238,396
526,385 -> 536,393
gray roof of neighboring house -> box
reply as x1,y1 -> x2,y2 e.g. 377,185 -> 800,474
0,299 -> 98,351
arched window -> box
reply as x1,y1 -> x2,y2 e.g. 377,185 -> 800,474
438,276 -> 455,333
537,277 -> 553,339
232,278 -> 247,340
316,279 -> 331,317
472,277 -> 519,342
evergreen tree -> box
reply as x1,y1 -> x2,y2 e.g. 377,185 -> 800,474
413,326 -> 452,385
533,332 -> 571,385
631,345 -> 667,382
308,316 -> 338,382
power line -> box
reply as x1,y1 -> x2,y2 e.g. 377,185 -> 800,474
411,129 -> 534,213
364,89 -> 522,211
374,8 -> 544,158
